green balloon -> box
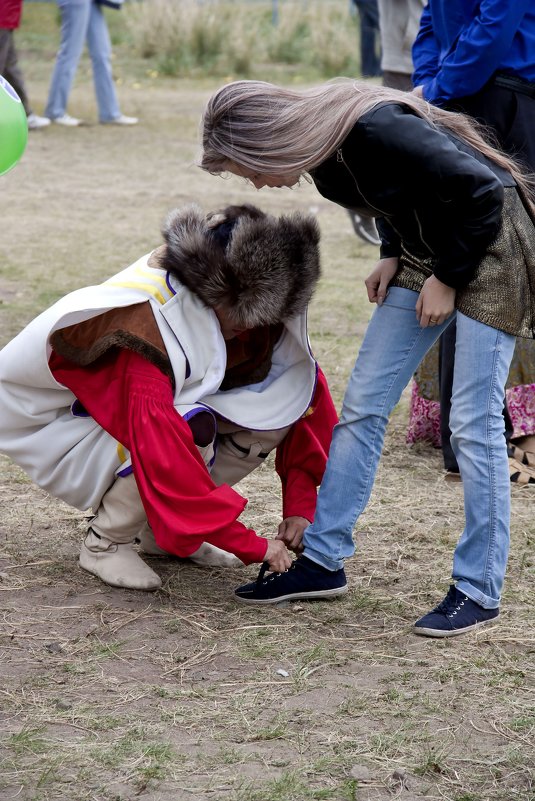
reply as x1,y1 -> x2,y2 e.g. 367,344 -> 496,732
0,75 -> 28,176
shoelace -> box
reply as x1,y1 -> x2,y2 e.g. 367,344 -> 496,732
255,562 -> 271,587
435,589 -> 468,618
255,560 -> 295,588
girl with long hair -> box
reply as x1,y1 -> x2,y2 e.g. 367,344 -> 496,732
200,79 -> 535,637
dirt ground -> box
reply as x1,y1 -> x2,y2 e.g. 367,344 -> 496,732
1,69 -> 534,801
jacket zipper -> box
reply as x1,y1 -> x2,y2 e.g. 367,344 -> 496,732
336,148 -> 387,216
413,209 -> 434,254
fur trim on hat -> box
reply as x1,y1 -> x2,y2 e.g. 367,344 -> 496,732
160,203 -> 321,328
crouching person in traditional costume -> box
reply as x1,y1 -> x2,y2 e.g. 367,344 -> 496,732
0,203 -> 338,592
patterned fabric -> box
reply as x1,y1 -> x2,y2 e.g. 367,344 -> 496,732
393,188 -> 535,339
407,337 -> 535,445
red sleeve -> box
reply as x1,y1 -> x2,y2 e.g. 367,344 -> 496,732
48,348 -> 268,564
275,367 -> 338,521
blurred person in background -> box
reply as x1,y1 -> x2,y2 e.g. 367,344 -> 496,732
347,0 -> 382,244
409,0 -> 535,480
378,0 -> 424,91
45,0 -> 138,126
351,0 -> 382,79
0,0 -> 50,129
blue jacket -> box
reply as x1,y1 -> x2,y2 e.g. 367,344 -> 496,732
412,0 -> 535,106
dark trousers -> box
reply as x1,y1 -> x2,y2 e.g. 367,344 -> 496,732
0,29 -> 30,115
447,78 -> 535,172
352,0 -> 381,78
437,77 -> 534,470
382,71 -> 413,92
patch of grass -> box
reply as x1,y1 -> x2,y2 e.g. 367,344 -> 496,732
413,745 -> 451,777
8,726 -> 49,756
126,0 -> 362,80
233,771 -> 352,801
508,714 -> 535,732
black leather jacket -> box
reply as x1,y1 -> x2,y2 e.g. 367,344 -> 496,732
310,102 -> 515,289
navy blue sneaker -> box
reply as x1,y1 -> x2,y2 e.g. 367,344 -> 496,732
414,585 -> 499,638
234,556 -> 348,605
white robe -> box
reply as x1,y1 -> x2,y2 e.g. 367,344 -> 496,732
0,254 -> 316,511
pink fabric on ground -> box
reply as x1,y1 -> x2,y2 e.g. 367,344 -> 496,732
407,380 -> 535,446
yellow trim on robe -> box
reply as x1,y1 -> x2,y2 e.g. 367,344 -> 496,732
117,442 -> 127,464
104,280 -> 168,306
103,264 -> 174,307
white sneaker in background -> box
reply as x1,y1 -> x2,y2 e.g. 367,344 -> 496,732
103,114 -> 138,125
27,113 -> 51,130
52,114 -> 82,127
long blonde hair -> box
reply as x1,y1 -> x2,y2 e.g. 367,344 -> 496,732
200,78 -> 535,208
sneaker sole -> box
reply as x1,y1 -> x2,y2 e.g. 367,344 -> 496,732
413,614 -> 499,638
235,585 -> 348,605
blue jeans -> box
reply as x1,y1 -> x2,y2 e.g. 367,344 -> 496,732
303,287 -> 515,608
45,0 -> 120,122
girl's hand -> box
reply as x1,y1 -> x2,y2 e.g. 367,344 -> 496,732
416,275 -> 456,327
365,257 -> 398,305
264,539 -> 293,573
276,516 -> 310,553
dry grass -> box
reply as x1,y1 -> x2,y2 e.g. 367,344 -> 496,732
1,10 -> 534,801
126,0 -> 362,79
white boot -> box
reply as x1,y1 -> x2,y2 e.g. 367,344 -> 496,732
137,524 -> 243,567
136,524 -> 170,556
79,529 -> 162,590
188,542 -> 244,568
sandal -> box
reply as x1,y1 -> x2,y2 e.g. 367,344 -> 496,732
511,436 -> 535,467
508,443 -> 527,463
509,457 -> 535,485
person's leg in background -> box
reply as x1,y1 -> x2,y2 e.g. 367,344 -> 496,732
347,0 -> 382,245
0,28 -> 49,128
85,1 -> 119,122
45,0 -> 90,124
438,317 -> 459,472
440,81 -> 534,473
382,71 -> 413,91
448,82 -> 535,173
86,2 -> 137,125
353,0 -> 381,77
0,28 -> 30,113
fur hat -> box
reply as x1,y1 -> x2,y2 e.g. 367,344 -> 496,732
160,203 -> 321,328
